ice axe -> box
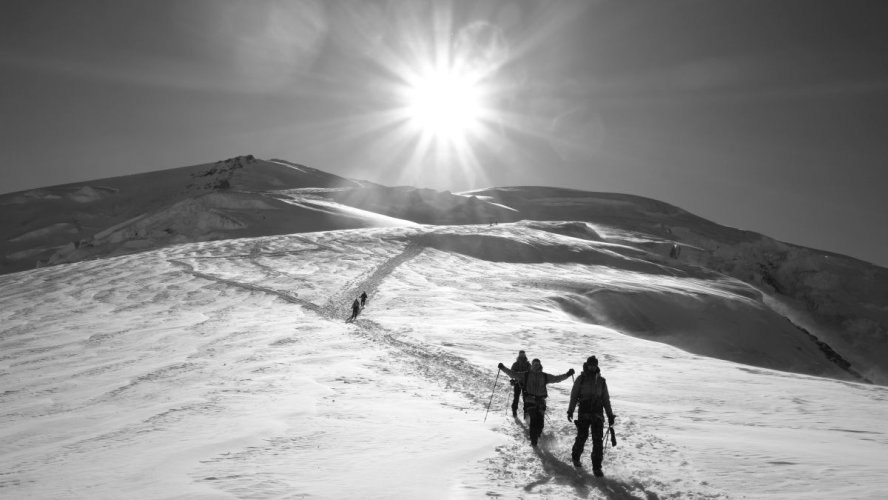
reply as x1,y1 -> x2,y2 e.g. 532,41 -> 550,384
602,423 -> 617,461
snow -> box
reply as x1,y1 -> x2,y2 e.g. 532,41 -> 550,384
66,185 -> 117,203
2,221 -> 887,499
8,223 -> 79,243
267,159 -> 307,173
273,190 -> 420,228
7,159 -> 880,390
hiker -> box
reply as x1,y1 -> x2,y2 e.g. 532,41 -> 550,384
360,291 -> 368,308
508,350 -> 531,417
567,356 -> 616,476
348,298 -> 360,321
669,243 -> 681,259
498,359 -> 574,446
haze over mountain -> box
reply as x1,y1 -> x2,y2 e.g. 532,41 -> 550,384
1,157 -> 886,498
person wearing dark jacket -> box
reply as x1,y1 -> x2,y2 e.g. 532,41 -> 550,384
498,358 -> 574,446
509,350 -> 531,417
348,298 -> 360,321
567,356 -> 615,476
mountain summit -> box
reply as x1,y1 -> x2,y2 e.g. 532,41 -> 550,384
2,156 -> 885,384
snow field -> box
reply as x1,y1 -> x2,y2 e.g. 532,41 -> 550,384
1,223 -> 886,499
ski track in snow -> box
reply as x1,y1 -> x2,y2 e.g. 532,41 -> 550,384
167,231 -> 722,499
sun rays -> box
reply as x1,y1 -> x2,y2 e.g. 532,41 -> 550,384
343,5 -> 514,189
288,1 -> 587,191
403,67 -> 484,143
379,19 -> 508,188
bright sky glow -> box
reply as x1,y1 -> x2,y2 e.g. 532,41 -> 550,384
343,7 -> 518,189
386,48 -> 501,188
3,2 -> 887,266
405,69 -> 483,142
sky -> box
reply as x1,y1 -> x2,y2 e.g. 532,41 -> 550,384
2,0 -> 887,267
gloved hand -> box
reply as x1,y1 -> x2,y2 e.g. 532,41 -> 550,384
498,362 -> 505,370
567,368 -> 575,376
608,414 -> 616,426
567,412 -> 573,423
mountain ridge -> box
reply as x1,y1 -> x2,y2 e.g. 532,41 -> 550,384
1,155 -> 885,385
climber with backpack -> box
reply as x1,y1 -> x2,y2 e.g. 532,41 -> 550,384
567,355 -> 616,476
508,350 -> 531,418
498,358 -> 574,447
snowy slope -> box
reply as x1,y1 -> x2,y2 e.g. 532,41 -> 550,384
467,187 -> 888,385
3,157 -> 886,385
0,156 -> 507,275
2,222 -> 887,499
3,157 -> 886,386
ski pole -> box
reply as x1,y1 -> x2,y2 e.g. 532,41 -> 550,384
484,370 -> 501,422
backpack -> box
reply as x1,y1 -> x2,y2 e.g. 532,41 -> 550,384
576,372 -> 604,419
523,371 -> 549,390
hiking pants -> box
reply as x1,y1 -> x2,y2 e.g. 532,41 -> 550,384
572,416 -> 604,468
511,383 -> 524,414
527,397 -> 546,445
528,408 -> 544,444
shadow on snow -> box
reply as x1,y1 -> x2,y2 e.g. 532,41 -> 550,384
513,417 -> 659,500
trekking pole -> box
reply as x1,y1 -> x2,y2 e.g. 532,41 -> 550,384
484,370 -> 501,422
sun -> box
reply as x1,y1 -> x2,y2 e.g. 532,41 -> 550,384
360,15 -> 514,187
404,68 -> 484,143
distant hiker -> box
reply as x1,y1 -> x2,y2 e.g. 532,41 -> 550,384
509,350 -> 531,417
348,298 -> 360,321
360,291 -> 368,308
669,243 -> 681,259
567,356 -> 616,476
498,359 -> 574,447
